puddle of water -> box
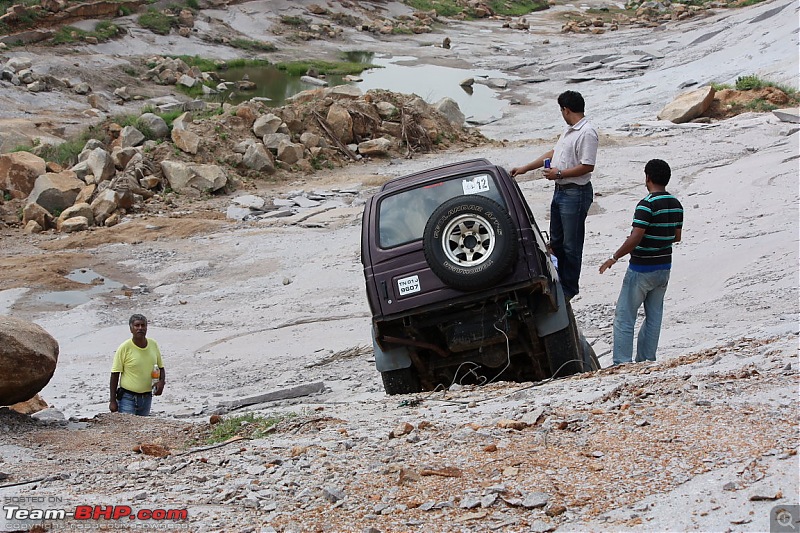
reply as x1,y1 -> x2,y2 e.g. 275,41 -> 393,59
213,53 -> 510,123
37,269 -> 124,307
356,55 -> 511,124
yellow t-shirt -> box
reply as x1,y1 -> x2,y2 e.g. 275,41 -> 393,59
111,338 -> 164,393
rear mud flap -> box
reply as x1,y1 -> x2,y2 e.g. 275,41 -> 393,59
533,282 -> 570,337
373,327 -> 412,372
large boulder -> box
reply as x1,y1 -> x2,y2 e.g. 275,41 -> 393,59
0,151 -> 46,197
57,202 -> 94,230
657,86 -> 715,124
252,113 -> 283,137
358,137 -> 392,156
242,143 -> 275,172
171,128 -> 200,154
277,140 -> 304,164
161,161 -> 228,194
138,113 -> 169,139
26,171 -> 83,214
22,202 -> 53,230
91,188 -> 120,225
434,97 -> 465,127
86,147 -> 115,182
120,125 -> 145,148
0,316 -> 59,406
326,104 -> 354,144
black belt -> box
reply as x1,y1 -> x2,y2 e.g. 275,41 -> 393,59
555,182 -> 590,190
119,387 -> 151,397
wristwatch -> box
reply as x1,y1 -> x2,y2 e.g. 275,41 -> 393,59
556,170 -> 562,179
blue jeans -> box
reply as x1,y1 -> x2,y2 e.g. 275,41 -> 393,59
118,390 -> 152,416
550,184 -> 593,300
613,267 -> 671,365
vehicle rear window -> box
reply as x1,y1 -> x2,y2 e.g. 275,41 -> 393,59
378,173 -> 506,248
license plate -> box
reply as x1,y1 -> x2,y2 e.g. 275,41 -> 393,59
397,275 -> 421,296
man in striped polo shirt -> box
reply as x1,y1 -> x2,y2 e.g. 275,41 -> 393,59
599,159 -> 684,365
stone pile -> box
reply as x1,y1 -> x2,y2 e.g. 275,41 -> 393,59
0,56 -> 91,94
560,1 -> 712,33
0,72 -> 484,233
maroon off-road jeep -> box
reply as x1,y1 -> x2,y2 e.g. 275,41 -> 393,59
361,158 -> 598,395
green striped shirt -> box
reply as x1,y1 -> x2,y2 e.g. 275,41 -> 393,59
631,191 -> 683,267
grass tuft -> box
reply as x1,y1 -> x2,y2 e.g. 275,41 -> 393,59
138,9 -> 175,35
206,412 -> 294,443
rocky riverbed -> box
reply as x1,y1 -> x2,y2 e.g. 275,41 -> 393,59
0,0 -> 798,531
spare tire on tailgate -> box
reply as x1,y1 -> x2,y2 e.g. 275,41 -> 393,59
423,195 -> 518,291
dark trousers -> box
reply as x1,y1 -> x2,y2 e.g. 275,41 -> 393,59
550,183 -> 593,299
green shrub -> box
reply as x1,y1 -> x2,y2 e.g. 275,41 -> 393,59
172,55 -> 273,71
733,75 -> 799,99
230,38 -> 277,52
206,412 -> 294,443
138,9 -> 174,35
280,15 -> 308,26
487,0 -> 548,16
51,22 -> 121,44
121,64 -> 138,77
735,75 -> 764,91
276,59 -> 374,76
711,82 -> 733,91
404,0 -> 461,17
14,124 -> 106,167
744,98 -> 778,112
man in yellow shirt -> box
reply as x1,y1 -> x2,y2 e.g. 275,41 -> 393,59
109,314 -> 165,416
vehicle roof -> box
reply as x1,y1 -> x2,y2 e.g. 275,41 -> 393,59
380,158 -> 496,192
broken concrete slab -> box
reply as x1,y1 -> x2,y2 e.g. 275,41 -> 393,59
218,381 -> 326,409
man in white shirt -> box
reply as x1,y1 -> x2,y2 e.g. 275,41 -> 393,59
511,91 -> 599,301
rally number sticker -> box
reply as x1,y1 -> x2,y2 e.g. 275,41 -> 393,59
397,275 -> 421,296
462,174 -> 490,195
